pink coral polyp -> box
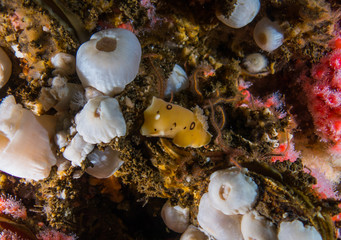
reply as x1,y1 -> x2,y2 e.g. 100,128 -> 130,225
312,64 -> 331,81
0,195 -> 27,220
36,229 -> 77,240
302,48 -> 341,148
328,50 -> 341,69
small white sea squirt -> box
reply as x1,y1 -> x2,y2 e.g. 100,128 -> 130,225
253,17 -> 284,52
243,53 -> 268,74
76,28 -> 142,96
85,147 -> 124,179
0,47 -> 12,89
216,0 -> 260,28
161,200 -> 190,233
241,210 -> 278,240
278,220 -> 322,240
197,193 -> 244,240
75,96 -> 126,144
208,167 -> 258,215
0,95 -> 56,180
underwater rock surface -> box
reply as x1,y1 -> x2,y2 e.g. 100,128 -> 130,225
0,0 -> 340,239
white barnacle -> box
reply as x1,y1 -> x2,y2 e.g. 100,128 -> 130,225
278,220 -> 322,240
0,47 -> 12,89
207,167 -> 258,215
76,28 -> 141,96
241,211 -> 278,240
85,147 -> 124,179
75,96 -> 126,144
0,95 -> 56,180
161,200 -> 190,233
216,0 -> 260,28
197,193 -> 244,240
253,17 -> 284,52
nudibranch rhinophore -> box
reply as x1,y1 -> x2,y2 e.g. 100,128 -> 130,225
140,97 -> 211,148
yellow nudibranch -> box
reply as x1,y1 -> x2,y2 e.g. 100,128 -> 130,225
140,97 -> 212,148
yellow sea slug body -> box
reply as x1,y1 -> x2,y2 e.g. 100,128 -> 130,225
141,97 -> 211,148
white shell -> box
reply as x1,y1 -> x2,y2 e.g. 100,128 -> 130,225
197,193 -> 244,240
278,220 -> 322,240
161,200 -> 189,233
51,53 -> 76,76
75,96 -> 126,144
0,47 -> 12,88
253,17 -> 284,52
165,64 -> 189,96
63,133 -> 95,167
208,167 -> 258,215
243,53 -> 268,73
85,147 -> 124,178
241,211 -> 278,240
180,225 -> 208,240
0,96 -> 56,180
216,0 -> 260,28
76,28 -> 141,96
11,45 -> 25,58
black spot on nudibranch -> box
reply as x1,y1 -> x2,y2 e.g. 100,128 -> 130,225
166,104 -> 172,110
173,122 -> 177,127
184,126 -> 186,129
154,129 -> 157,131
157,110 -> 160,114
190,122 -> 196,130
